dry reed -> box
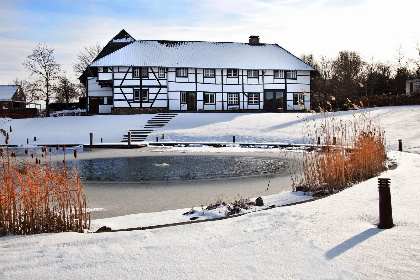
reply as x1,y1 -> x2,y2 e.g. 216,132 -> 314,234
294,105 -> 386,196
0,133 -> 90,236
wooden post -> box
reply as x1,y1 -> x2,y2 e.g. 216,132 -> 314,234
398,139 -> 402,152
333,136 -> 336,145
317,137 -> 320,145
128,132 -> 132,147
9,126 -> 12,133
90,133 -> 93,147
156,137 -> 159,143
233,136 -> 236,143
27,138 -> 29,144
34,136 -> 36,142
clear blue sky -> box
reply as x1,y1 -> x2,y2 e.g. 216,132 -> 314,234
1,0 -> 419,84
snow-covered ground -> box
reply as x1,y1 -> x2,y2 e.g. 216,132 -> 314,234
1,106 -> 420,279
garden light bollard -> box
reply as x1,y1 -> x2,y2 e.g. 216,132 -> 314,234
378,178 -> 393,229
398,139 -> 402,152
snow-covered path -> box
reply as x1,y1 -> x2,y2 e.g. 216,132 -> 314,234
1,106 -> 420,279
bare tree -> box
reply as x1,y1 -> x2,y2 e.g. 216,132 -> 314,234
73,43 -> 102,76
54,76 -> 79,109
23,43 -> 61,116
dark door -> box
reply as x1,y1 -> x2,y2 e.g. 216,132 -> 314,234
89,97 -> 99,114
264,90 -> 284,112
187,92 -> 196,111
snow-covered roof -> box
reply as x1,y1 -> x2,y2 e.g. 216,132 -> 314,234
0,85 -> 19,101
90,40 -> 315,71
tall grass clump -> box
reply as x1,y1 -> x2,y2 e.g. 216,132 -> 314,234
0,131 -> 90,236
294,105 -> 386,196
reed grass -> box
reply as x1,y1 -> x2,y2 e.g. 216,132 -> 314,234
0,132 -> 90,236
294,106 -> 386,196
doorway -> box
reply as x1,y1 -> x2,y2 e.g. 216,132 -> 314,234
187,92 -> 196,111
89,97 -> 99,114
264,90 -> 284,112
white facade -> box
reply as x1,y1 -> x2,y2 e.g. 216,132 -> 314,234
84,35 -> 314,114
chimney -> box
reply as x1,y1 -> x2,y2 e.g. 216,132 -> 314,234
249,35 -> 260,44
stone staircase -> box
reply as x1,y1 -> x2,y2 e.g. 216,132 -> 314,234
121,113 -> 177,143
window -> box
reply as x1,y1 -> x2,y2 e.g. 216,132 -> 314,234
134,89 -> 148,102
180,92 -> 187,103
274,70 -> 284,78
133,67 -> 140,78
227,69 -> 238,77
248,93 -> 259,105
204,93 -> 215,104
103,67 -> 109,73
204,69 -> 215,78
176,68 -> 188,77
107,97 -> 113,105
141,67 -> 148,78
228,93 -> 239,105
158,67 -> 166,78
2,102 -> 8,110
293,93 -> 304,105
247,70 -> 259,78
133,67 -> 148,78
287,70 -> 297,79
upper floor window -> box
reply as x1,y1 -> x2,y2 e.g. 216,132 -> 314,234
227,69 -> 238,77
204,69 -> 215,78
274,70 -> 284,79
247,70 -> 259,78
158,67 -> 166,78
176,68 -> 188,77
287,70 -> 297,79
103,67 -> 109,73
133,67 -> 148,78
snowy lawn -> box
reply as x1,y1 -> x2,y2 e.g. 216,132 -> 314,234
1,106 -> 420,279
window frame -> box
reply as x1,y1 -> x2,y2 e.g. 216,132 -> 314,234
180,92 -> 187,104
141,67 -> 148,78
134,89 -> 149,102
287,70 -> 297,79
204,93 -> 216,105
293,93 -> 304,105
158,67 -> 166,78
2,102 -> 9,110
248,93 -> 260,105
227,93 -> 239,105
176,68 -> 188,77
274,70 -> 284,79
203,69 -> 215,78
133,67 -> 140,78
227,69 -> 238,77
247,70 -> 259,78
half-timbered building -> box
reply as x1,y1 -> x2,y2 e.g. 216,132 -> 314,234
80,30 -> 315,114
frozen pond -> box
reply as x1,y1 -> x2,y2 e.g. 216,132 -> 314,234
76,154 -> 298,219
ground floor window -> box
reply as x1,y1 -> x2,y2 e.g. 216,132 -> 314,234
248,93 -> 259,105
204,93 -> 215,104
293,93 -> 304,105
2,102 -> 8,110
228,93 -> 239,105
134,89 -> 148,102
180,92 -> 187,103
